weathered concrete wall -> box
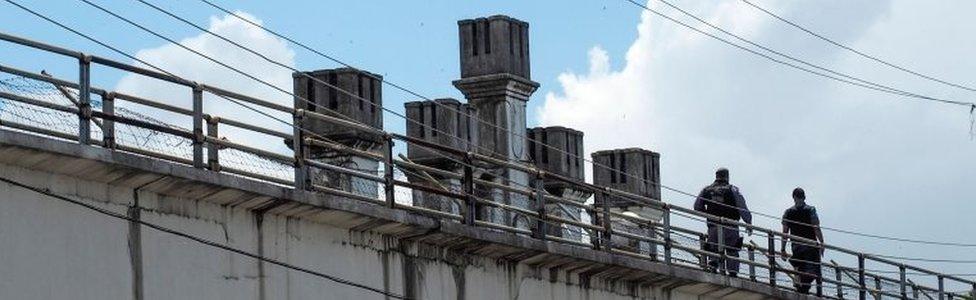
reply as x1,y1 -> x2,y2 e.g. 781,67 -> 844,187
0,162 -> 714,300
0,130 -> 818,300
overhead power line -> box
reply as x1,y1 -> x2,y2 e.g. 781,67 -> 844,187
613,0 -> 976,246
0,175 -> 408,299
4,0 -> 562,240
740,0 -> 976,93
146,0 -> 976,248
7,0 -> 976,254
624,0 -> 974,108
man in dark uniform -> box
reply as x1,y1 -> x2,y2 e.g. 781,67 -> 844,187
695,168 -> 752,277
780,187 -> 824,294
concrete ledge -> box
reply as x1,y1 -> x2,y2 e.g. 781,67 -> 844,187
0,129 -> 822,299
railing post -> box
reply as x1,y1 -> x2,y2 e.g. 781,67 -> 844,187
699,234 -> 708,269
874,276 -> 882,300
817,269 -> 824,297
78,55 -> 92,145
462,153 -> 475,225
768,233 -> 777,287
971,283 -> 976,300
858,254 -> 866,300
101,92 -> 115,149
912,283 -> 919,299
600,189 -> 612,253
717,220 -> 726,274
531,171 -> 546,240
747,244 -> 756,281
588,196 -> 600,250
899,265 -> 907,300
836,265 -> 844,299
662,204 -> 672,265
382,137 -> 395,207
206,116 -> 219,172
938,275 -> 945,300
191,86 -> 204,168
293,110 -> 308,190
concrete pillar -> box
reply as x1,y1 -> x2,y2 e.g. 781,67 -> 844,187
592,148 -> 662,255
527,126 -> 590,240
454,15 -> 539,229
292,68 -> 384,198
404,98 -> 478,214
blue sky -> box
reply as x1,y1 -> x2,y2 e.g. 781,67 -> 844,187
0,0 -> 639,129
2,0 -> 975,284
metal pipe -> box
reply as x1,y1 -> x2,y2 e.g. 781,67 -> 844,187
305,159 -> 383,183
292,113 -> 307,190
0,91 -> 78,114
192,87 -> 204,168
390,133 -> 466,157
938,276 -> 945,300
663,205 -> 672,266
0,119 -> 78,141
312,184 -> 382,205
304,138 -> 384,161
90,111 -> 194,139
200,84 -> 292,113
90,55 -> 193,87
204,136 -> 294,164
102,93 -> 115,149
900,265 -> 908,300
394,160 -> 463,180
78,56 -> 91,145
768,233 -> 777,287
383,138 -> 395,207
112,92 -> 194,116
395,203 -> 463,220
212,117 -> 290,139
859,254 -> 867,300
0,31 -> 83,58
532,175 -> 546,240
221,166 -> 294,186
394,179 -> 466,200
206,116 -> 220,171
601,189 -> 612,253
747,244 -> 755,281
836,264 -> 844,299
302,109 -> 385,137
462,155 -> 475,226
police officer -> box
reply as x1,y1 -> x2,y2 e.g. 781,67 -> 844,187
780,187 -> 824,294
695,168 -> 752,277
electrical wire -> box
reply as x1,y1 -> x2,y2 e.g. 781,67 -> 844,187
739,0 -> 976,94
10,0 -> 976,276
3,0 -> 570,240
7,2 -> 973,294
623,0 -> 973,107
0,175 -> 408,299
648,0 -> 973,106
191,0 -> 976,248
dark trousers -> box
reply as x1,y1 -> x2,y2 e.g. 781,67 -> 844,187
789,244 -> 822,294
704,222 -> 742,275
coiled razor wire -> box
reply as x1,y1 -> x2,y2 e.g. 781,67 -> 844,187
0,75 -> 294,183
0,75 -> 968,298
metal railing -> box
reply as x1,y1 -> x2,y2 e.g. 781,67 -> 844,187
0,31 -> 973,300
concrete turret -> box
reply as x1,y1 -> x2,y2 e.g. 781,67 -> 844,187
454,15 -> 539,229
292,68 -> 384,198
591,148 -> 662,255
527,126 -> 590,239
404,98 -> 478,213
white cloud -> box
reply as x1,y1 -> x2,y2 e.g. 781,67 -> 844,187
538,0 -> 976,273
114,12 -> 295,155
